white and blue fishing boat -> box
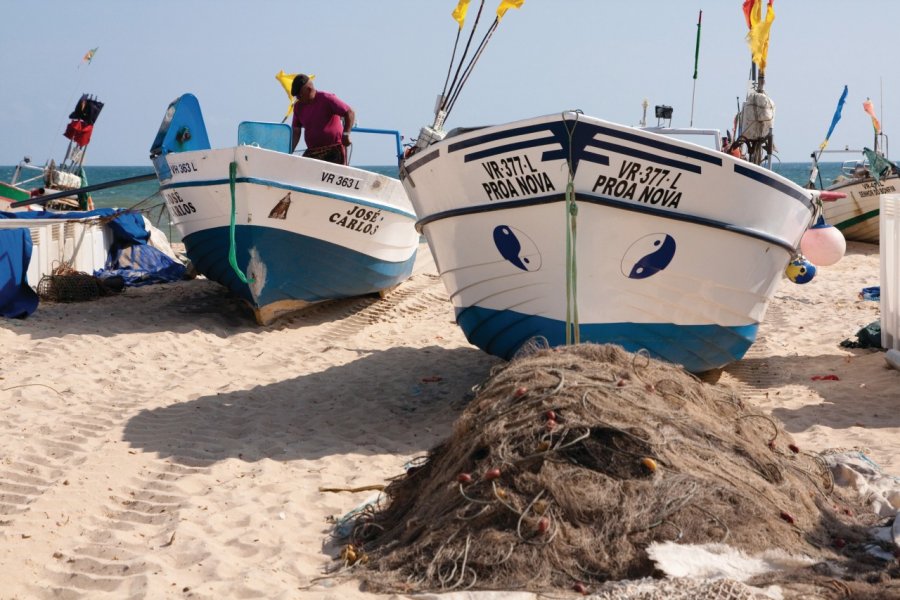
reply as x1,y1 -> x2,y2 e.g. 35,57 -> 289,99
807,93 -> 898,244
399,1 -> 828,373
149,94 -> 419,325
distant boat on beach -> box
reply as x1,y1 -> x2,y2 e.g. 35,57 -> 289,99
807,95 -> 898,244
821,158 -> 898,244
149,93 -> 419,325
399,1 -> 835,373
0,94 -> 104,212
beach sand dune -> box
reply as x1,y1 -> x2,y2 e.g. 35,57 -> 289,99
0,240 -> 896,598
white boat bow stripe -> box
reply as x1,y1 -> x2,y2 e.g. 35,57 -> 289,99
415,191 -> 798,253
160,176 -> 417,219
733,164 -> 812,208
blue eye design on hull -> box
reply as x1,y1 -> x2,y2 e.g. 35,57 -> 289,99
493,225 -> 542,272
622,233 -> 676,279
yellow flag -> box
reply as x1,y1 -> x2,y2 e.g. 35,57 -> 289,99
452,0 -> 471,29
275,70 -> 315,119
496,0 -> 524,21
747,0 -> 775,72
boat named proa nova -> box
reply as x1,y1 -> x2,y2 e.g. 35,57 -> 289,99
399,1 -> 831,373
149,93 -> 419,325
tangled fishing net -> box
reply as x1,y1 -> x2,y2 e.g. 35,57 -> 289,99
37,264 -> 123,302
344,344 -> 894,597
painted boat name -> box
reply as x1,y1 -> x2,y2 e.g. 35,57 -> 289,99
322,171 -> 361,190
164,190 -> 197,216
857,181 -> 896,198
329,205 -> 382,235
478,154 -> 555,201
171,161 -> 198,175
591,160 -> 683,208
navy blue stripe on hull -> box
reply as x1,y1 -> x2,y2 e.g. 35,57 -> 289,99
183,225 -> 415,308
455,305 -> 757,373
416,193 -> 797,252
733,164 -> 812,209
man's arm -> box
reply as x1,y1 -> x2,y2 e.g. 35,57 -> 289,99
291,123 -> 302,152
342,108 -> 356,145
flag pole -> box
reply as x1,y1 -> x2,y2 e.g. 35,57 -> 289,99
808,85 -> 848,188
689,10 -> 702,127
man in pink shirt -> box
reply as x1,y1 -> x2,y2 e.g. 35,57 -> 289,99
290,74 -> 356,165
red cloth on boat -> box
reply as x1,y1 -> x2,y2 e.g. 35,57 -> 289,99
63,120 -> 94,146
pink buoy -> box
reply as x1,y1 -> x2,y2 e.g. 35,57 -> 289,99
800,216 -> 846,267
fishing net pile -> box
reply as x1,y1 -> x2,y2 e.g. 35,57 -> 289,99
350,344 -> 889,596
37,264 -> 124,302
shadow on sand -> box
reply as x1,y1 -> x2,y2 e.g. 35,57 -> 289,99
123,345 -> 499,464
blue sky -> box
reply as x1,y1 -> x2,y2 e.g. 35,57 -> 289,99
1,0 -> 896,166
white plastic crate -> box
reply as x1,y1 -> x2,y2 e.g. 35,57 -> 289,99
0,218 -> 113,289
881,194 -> 900,350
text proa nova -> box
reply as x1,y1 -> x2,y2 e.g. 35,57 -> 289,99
479,155 -> 555,201
591,159 -> 684,209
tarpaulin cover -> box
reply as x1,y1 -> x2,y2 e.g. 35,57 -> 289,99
101,243 -> 186,287
0,228 -> 39,318
0,208 -> 185,288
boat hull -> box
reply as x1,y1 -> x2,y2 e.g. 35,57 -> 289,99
401,112 -> 815,372
154,145 -> 418,324
823,173 -> 899,243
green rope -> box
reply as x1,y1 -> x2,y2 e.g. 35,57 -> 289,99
563,112 -> 580,346
228,161 -> 254,284
565,179 -> 579,345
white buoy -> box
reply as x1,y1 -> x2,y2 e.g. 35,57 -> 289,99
800,216 -> 846,267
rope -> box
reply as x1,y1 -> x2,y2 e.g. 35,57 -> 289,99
563,113 -> 581,345
228,161 -> 253,284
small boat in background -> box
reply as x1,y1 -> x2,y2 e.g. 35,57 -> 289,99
399,1 -> 832,373
808,95 -> 898,244
149,93 -> 419,325
821,157 -> 898,244
0,94 -> 104,212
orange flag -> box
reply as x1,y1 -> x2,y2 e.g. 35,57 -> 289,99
863,98 -> 882,134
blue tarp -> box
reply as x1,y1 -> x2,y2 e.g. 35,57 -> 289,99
861,286 -> 880,301
0,229 -> 40,318
101,243 -> 186,287
0,208 -> 186,312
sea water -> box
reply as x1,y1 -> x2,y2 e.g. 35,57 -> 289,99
0,162 -> 844,243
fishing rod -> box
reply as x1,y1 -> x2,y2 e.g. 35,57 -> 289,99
9,172 -> 157,209
441,2 -> 485,110
445,18 -> 500,117
434,0 -> 524,128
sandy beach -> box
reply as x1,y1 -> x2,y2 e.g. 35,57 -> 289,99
0,239 -> 897,599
